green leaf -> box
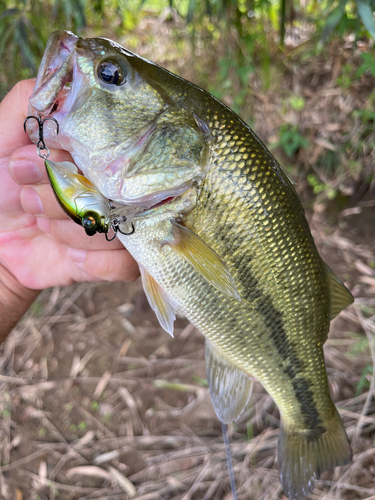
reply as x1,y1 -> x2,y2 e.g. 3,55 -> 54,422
355,52 -> 375,77
356,364 -> 373,396
187,0 -> 195,24
356,0 -> 375,38
0,8 -> 18,20
320,0 -> 347,42
0,23 -> 15,62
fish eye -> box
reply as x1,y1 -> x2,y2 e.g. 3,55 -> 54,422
97,59 -> 127,86
82,215 -> 98,230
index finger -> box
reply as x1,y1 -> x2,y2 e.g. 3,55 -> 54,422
0,79 -> 36,157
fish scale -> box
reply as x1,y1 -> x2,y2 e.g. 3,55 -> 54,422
27,31 -> 353,500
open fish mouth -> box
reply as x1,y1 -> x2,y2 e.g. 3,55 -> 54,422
29,31 -> 78,117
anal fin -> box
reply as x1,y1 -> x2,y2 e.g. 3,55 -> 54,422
325,264 -> 354,320
205,339 -> 253,424
139,265 -> 177,337
169,222 -> 240,301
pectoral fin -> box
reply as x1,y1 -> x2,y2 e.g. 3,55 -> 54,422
326,264 -> 354,320
139,265 -> 177,337
169,222 -> 240,300
205,339 -> 253,424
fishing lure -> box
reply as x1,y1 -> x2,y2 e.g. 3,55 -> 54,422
44,159 -> 135,238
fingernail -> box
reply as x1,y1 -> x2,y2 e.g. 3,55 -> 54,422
9,160 -> 42,185
68,248 -> 87,264
20,187 -> 44,215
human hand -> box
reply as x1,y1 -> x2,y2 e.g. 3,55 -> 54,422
0,80 -> 139,323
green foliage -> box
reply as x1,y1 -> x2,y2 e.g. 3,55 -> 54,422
307,174 -> 337,199
190,374 -> 209,387
356,52 -> 375,77
77,420 -> 88,430
336,63 -> 355,88
307,174 -> 326,194
247,418 -> 254,440
209,57 -> 254,118
356,0 -> 375,38
321,0 -> 375,43
335,54 -> 375,93
0,0 -> 170,95
356,364 -> 373,396
346,331 -> 369,356
90,400 -> 99,411
272,124 -> 309,158
288,95 -> 305,111
38,427 -> 47,437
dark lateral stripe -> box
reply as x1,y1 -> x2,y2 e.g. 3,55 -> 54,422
199,196 -> 324,434
253,291 -> 323,432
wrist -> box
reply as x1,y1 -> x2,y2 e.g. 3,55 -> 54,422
0,265 -> 40,345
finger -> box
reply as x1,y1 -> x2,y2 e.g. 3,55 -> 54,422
24,190 -> 125,251
0,158 -> 23,216
20,184 -> 68,219
38,216 -> 124,251
1,226 -> 138,290
68,246 -> 140,283
8,144 -> 73,185
0,80 -> 37,156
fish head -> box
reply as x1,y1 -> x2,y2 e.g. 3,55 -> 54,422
27,31 -> 208,209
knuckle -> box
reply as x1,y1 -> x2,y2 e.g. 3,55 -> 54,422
13,79 -> 35,102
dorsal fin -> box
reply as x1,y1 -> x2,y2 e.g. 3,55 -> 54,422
205,339 -> 253,424
325,264 -> 354,320
139,265 -> 177,337
168,222 -> 240,301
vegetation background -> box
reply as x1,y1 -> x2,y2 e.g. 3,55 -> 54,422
0,1 -> 375,499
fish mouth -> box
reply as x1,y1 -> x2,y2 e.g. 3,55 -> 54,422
150,196 -> 176,209
29,31 -> 78,117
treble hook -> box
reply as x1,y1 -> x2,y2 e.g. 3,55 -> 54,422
24,115 -> 59,159
105,220 -> 135,241
105,230 -> 117,242
117,222 -> 135,236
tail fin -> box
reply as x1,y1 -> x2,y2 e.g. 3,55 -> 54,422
278,407 -> 351,500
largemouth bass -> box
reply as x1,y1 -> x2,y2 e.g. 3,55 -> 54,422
26,31 -> 353,500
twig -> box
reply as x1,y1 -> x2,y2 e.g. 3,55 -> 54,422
0,449 -> 51,472
0,374 -> 27,385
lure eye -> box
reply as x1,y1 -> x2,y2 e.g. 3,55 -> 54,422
82,215 -> 98,230
97,59 -> 127,86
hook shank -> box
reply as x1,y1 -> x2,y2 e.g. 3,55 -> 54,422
23,115 -> 59,158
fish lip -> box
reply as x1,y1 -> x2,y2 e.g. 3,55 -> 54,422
29,31 -> 78,116
131,181 -> 195,211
